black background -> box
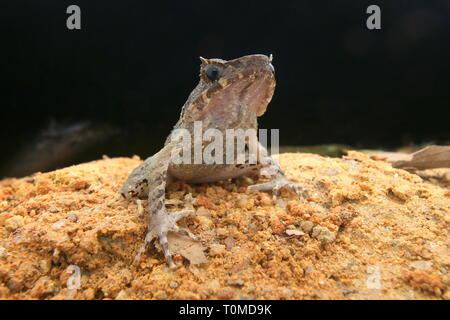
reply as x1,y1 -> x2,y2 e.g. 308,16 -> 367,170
2,0 -> 449,178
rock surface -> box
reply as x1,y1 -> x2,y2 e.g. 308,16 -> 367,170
0,152 -> 449,300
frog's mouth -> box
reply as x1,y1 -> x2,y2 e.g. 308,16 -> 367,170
239,69 -> 276,116
204,67 -> 276,120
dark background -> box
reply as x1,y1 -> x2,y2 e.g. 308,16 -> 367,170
2,0 -> 449,178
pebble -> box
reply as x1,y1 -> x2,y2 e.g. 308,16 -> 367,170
197,215 -> 214,231
204,279 -> 220,291
410,260 -> 433,270
228,279 -> 245,287
39,259 -> 51,273
115,290 -> 130,300
276,199 -> 287,208
224,236 -> 236,251
5,215 -> 25,232
305,267 -> 314,274
237,195 -> 253,209
52,220 -> 66,230
325,169 -> 339,176
286,229 -> 305,237
270,217 -> 286,235
259,194 -> 272,206
209,244 -> 226,257
300,221 -> 314,233
30,276 -> 56,298
184,193 -> 195,204
196,206 -> 210,217
66,214 -> 78,222
279,287 -> 293,297
48,206 -> 59,213
311,225 -> 335,243
83,288 -> 95,300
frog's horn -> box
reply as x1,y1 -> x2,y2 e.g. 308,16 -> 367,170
269,54 -> 273,63
199,56 -> 209,65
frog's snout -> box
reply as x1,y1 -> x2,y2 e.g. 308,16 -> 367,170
268,63 -> 275,75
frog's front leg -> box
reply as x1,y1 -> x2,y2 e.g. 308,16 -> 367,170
248,142 -> 306,198
122,143 -> 199,268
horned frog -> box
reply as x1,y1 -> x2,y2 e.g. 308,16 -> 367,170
121,54 -> 303,268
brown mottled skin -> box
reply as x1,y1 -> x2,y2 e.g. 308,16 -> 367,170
121,54 -> 303,268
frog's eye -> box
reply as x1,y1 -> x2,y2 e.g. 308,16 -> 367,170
205,65 -> 221,81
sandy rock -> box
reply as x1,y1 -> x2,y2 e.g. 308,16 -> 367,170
0,153 -> 448,300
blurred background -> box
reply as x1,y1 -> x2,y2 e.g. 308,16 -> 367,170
2,0 -> 449,178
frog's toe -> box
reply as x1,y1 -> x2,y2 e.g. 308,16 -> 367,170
275,181 -> 307,199
158,231 -> 176,269
170,209 -> 195,221
287,183 -> 307,198
133,229 -> 157,265
247,181 -> 276,193
248,179 -> 306,199
135,209 -> 198,268
174,226 -> 201,241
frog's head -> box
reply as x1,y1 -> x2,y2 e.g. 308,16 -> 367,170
181,54 -> 276,127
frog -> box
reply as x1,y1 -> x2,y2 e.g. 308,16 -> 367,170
121,54 -> 304,268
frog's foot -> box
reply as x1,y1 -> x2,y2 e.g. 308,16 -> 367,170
248,177 -> 306,199
133,209 -> 199,268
